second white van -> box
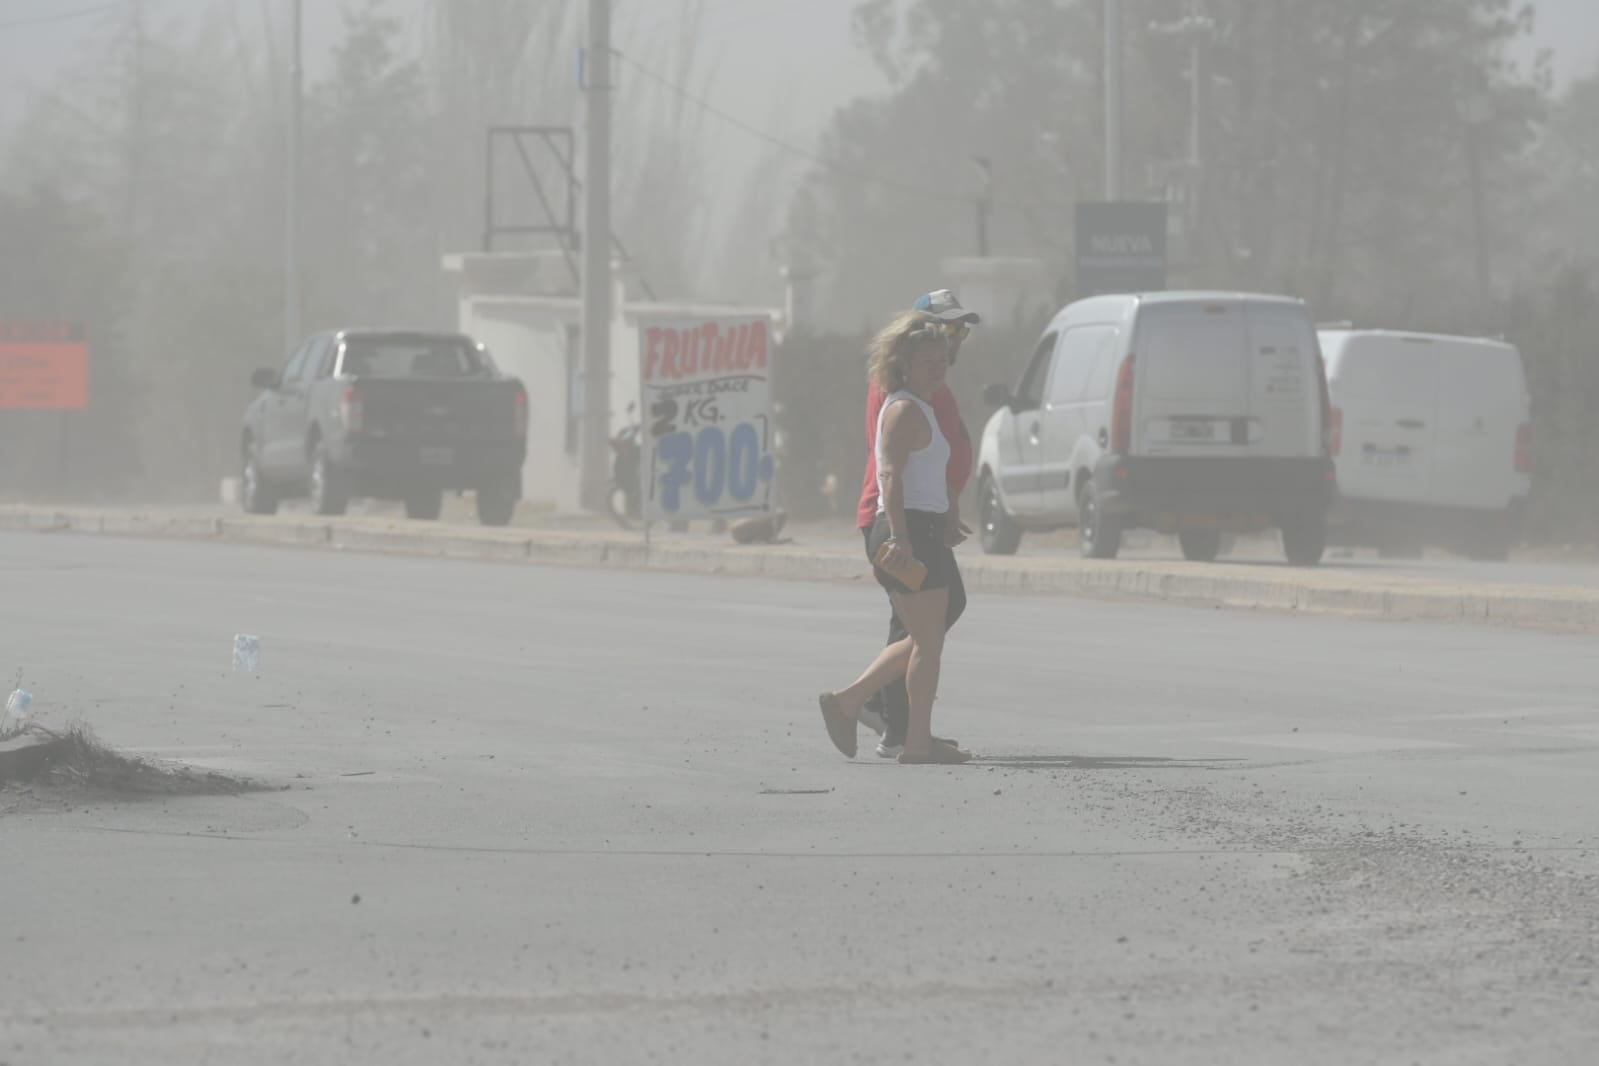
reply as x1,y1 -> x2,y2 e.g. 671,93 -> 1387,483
1317,328 -> 1531,560
976,291 -> 1336,565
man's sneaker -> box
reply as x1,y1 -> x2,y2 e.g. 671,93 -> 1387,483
858,705 -> 887,736
879,735 -> 958,758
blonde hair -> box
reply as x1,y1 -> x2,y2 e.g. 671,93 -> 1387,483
866,311 -> 947,394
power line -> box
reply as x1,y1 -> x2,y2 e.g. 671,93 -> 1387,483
614,49 -> 1029,210
620,0 -> 812,42
0,3 -> 122,32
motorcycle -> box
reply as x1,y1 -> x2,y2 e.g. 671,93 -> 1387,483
607,405 -> 642,529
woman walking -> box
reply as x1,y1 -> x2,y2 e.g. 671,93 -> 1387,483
819,312 -> 971,765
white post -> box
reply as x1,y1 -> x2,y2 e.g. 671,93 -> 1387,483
580,0 -> 614,512
284,0 -> 302,355
1104,0 -> 1122,200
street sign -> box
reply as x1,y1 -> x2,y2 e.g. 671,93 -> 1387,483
639,315 -> 776,523
1074,201 -> 1168,297
0,322 -> 88,410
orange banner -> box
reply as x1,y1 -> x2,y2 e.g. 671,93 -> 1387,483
0,323 -> 88,409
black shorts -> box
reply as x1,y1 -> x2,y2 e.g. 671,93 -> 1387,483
865,509 -> 957,595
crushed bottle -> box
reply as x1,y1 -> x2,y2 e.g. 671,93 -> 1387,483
2,688 -> 32,738
232,634 -> 261,673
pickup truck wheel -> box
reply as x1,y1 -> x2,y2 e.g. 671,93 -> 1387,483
1178,529 -> 1223,563
476,485 -> 517,527
978,473 -> 1022,555
241,447 -> 278,516
405,490 -> 443,521
1078,481 -> 1122,560
308,445 -> 349,516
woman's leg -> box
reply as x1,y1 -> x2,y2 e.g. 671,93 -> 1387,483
825,637 -> 913,719
890,586 -> 950,756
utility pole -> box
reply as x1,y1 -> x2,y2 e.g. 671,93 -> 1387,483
1104,0 -> 1122,200
1459,92 -> 1496,327
1150,2 -> 1216,241
284,0 -> 302,356
580,0 -> 614,513
973,155 -> 992,257
126,0 -> 145,239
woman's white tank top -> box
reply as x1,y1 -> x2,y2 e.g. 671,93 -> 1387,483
875,390 -> 950,515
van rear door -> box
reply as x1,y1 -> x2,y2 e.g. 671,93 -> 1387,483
1324,334 -> 1439,503
1132,300 -> 1319,458
1428,340 -> 1527,510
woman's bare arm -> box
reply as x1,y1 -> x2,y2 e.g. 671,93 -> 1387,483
878,399 -> 927,554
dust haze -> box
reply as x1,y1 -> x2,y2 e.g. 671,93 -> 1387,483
0,0 -> 1597,544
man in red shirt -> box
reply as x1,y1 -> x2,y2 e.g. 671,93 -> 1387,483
857,289 -> 979,758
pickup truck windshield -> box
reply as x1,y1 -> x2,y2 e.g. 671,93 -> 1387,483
341,337 -> 488,379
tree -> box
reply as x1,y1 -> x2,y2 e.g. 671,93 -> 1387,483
793,0 -> 1548,332
303,2 -> 441,330
0,186 -> 138,500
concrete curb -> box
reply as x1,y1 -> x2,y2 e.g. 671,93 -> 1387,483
3,506 -> 1597,632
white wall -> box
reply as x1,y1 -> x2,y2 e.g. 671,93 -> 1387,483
466,302 -> 581,511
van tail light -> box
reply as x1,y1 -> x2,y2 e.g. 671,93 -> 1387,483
1515,422 -> 1531,473
1313,342 -> 1335,457
340,385 -> 364,434
513,386 -> 529,439
1110,354 -> 1135,455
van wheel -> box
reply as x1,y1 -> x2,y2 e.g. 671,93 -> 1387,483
1178,529 -> 1222,563
978,474 -> 1022,555
1375,533 -> 1425,560
1282,515 -> 1327,567
1464,523 -> 1512,563
1078,481 -> 1121,560
405,490 -> 443,521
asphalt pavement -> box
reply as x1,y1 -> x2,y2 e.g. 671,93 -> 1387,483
2,532 -> 1597,1065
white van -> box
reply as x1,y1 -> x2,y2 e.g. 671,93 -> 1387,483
1317,328 -> 1531,560
976,291 -> 1336,565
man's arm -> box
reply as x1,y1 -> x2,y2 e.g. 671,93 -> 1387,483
856,379 -> 887,529
931,384 -> 973,496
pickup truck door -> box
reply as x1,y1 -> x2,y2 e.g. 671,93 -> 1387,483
261,341 -> 314,474
276,334 -> 334,481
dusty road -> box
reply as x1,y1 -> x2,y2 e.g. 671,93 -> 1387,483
2,532 -> 1597,1064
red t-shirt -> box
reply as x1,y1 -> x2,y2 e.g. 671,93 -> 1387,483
856,379 -> 973,529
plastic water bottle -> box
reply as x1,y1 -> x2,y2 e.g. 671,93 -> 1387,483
2,688 -> 31,736
232,635 -> 260,673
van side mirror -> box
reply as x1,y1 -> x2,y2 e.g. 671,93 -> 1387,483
251,368 -> 280,390
982,383 -> 1013,408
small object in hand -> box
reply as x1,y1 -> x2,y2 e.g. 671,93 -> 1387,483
873,539 -> 926,592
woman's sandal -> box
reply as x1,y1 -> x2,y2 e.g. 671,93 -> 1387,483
817,692 -> 857,759
898,739 -> 972,765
